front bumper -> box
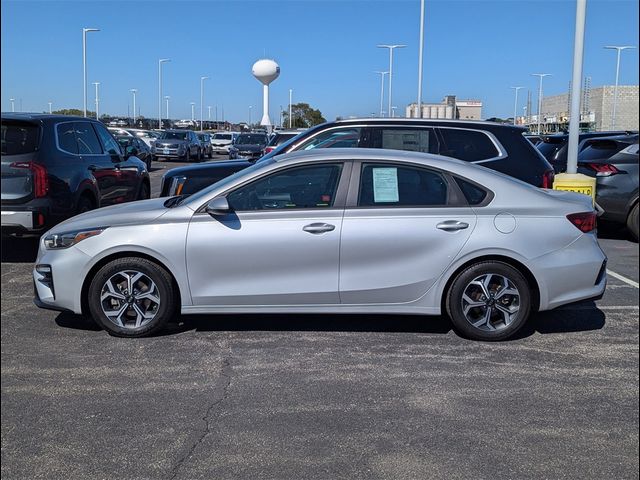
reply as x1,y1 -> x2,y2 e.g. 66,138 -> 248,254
212,144 -> 232,154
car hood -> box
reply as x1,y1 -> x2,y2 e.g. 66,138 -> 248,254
47,198 -> 169,235
234,144 -> 264,151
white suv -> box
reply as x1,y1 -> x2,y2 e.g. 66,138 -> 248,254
211,132 -> 239,154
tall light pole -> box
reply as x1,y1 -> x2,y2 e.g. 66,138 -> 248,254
531,73 -> 552,134
190,102 -> 196,123
164,96 -> 170,124
603,45 -> 636,129
200,76 -> 209,131
417,0 -> 425,118
130,89 -> 137,124
48,102 -> 52,114
375,71 -> 389,117
158,58 -> 170,129
10,98 -> 15,112
566,0 -> 587,175
82,27 -> 100,118
377,44 -> 406,118
208,105 -> 212,120
92,82 -> 100,120
510,86 -> 524,126
289,89 -> 293,128
249,105 -> 253,126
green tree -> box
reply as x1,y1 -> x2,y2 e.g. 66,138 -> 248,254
50,108 -> 96,117
282,103 -> 326,129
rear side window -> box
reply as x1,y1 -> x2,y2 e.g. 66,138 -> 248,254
298,128 -> 361,150
93,123 -> 122,155
370,127 -> 438,154
1,122 -> 40,155
74,122 -> 103,154
438,128 -> 500,162
358,164 -> 448,207
56,123 -> 79,154
455,177 -> 488,205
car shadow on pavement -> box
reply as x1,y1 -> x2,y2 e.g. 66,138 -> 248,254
53,305 -> 606,340
1,236 -> 40,263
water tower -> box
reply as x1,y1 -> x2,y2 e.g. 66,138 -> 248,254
252,59 -> 280,130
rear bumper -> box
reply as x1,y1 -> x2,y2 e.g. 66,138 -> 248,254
1,202 -> 51,234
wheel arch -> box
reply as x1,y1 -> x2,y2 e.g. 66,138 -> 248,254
439,254 -> 541,315
80,251 -> 183,317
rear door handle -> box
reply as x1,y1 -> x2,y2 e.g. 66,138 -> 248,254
436,221 -> 469,231
303,223 -> 335,234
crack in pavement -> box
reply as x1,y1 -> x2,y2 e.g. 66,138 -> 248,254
168,345 -> 233,480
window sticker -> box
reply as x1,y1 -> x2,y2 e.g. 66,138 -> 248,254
372,167 -> 399,203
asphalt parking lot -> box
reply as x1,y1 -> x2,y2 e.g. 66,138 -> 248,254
1,160 -> 638,480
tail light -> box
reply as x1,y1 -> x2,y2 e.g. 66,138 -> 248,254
585,163 -> 619,177
542,169 -> 555,189
264,146 -> 275,154
10,162 -> 49,198
567,212 -> 597,233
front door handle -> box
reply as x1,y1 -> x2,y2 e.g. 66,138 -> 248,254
303,223 -> 335,234
436,220 -> 469,231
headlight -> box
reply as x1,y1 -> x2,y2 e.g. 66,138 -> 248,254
44,228 -> 107,249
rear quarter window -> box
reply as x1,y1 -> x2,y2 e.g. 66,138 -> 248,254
455,177 -> 489,205
1,122 -> 40,155
438,128 -> 500,162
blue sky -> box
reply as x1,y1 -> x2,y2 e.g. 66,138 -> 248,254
1,0 -> 638,122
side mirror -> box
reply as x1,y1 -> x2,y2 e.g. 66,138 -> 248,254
205,196 -> 231,216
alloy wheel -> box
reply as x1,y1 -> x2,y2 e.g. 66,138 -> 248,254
460,273 -> 521,332
99,270 -> 161,329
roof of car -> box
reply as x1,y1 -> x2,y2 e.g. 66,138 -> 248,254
332,117 -> 527,131
1,113 -> 98,123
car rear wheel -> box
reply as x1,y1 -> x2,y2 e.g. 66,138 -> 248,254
182,149 -> 190,162
138,181 -> 150,200
446,261 -> 531,341
87,257 -> 176,337
76,195 -> 94,215
627,203 -> 639,242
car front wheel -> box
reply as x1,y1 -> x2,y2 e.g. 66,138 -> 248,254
87,257 -> 177,337
445,261 -> 531,341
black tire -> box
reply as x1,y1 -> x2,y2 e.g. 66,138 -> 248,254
197,148 -> 203,162
138,181 -> 150,200
76,195 -> 94,215
627,203 -> 639,242
445,261 -> 531,341
146,157 -> 152,171
87,257 -> 176,338
207,148 -> 212,159
181,149 -> 190,162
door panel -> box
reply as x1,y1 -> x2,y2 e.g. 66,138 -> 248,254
186,210 -> 343,305
339,207 -> 476,304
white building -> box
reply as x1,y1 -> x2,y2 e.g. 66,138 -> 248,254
406,95 -> 483,120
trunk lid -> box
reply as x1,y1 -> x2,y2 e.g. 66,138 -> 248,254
1,120 -> 43,204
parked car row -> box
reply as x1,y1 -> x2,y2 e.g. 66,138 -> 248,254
534,131 -> 639,240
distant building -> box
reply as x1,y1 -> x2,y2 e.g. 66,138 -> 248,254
406,95 -> 483,120
521,85 -> 638,133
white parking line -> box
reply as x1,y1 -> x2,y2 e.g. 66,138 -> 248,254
607,270 -> 640,289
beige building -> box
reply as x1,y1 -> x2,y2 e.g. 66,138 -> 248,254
526,85 -> 638,132
406,95 -> 483,120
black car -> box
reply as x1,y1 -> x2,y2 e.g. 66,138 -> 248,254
159,118 -> 556,198
536,130 -> 632,173
1,113 -> 150,236
196,132 -> 213,159
229,133 -> 269,160
115,135 -> 152,170
576,135 -> 639,240
160,159 -> 252,197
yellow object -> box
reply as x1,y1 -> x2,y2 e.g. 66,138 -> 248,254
553,172 -> 596,204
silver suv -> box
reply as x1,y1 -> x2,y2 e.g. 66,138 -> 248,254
152,129 -> 202,162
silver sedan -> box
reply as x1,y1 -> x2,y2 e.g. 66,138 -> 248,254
33,149 -> 607,340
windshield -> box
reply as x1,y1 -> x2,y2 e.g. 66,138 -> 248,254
213,134 -> 232,140
1,122 -> 40,155
236,134 -> 266,144
159,131 -> 188,140
185,158 -> 277,206
255,126 -> 322,163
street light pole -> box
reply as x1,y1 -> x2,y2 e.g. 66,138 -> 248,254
375,71 -> 389,117
531,73 -> 552,134
48,102 -> 52,114
130,89 -> 137,124
165,96 -> 170,124
603,45 -> 636,129
82,28 -> 100,118
249,105 -> 253,126
190,102 -> 196,123
200,76 -> 209,131
288,89 -> 293,128
566,0 -> 587,175
510,86 -> 524,126
158,59 -> 170,129
92,82 -> 100,120
378,44 -> 406,118
208,106 -> 212,120
10,98 -> 15,112
417,0 -> 425,118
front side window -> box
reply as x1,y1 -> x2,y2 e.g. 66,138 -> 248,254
358,163 -> 448,207
370,127 -> 438,154
75,122 -> 103,155
438,128 -> 500,162
93,123 -> 122,155
227,164 -> 342,211
298,128 -> 361,150
56,123 -> 78,154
